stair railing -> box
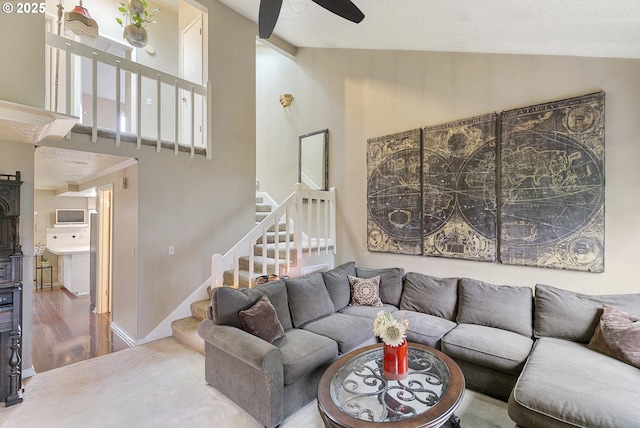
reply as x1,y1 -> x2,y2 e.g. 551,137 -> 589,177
211,185 -> 336,288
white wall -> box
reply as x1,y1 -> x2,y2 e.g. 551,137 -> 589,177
1,0 -> 256,374
257,48 -> 640,296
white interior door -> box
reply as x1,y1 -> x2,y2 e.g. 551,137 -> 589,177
181,15 -> 204,147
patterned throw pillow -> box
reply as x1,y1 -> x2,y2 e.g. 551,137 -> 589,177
588,304 -> 640,369
348,275 -> 383,307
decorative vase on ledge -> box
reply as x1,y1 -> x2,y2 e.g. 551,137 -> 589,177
383,339 -> 408,380
123,24 -> 148,48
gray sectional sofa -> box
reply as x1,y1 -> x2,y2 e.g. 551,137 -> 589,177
197,261 -> 640,428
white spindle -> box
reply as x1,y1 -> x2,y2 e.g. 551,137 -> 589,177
190,86 -> 195,159
136,69 -> 142,149
115,60 -> 121,147
174,81 -> 179,155
64,43 -> 71,117
156,74 -> 161,152
91,52 -> 98,143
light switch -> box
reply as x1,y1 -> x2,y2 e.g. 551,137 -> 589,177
169,246 -> 175,255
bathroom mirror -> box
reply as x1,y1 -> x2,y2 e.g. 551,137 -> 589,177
299,129 -> 328,191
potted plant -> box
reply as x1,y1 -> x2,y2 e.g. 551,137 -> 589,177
41,256 -> 50,268
116,0 -> 160,48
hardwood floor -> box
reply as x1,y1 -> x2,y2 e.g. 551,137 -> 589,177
31,286 -> 130,373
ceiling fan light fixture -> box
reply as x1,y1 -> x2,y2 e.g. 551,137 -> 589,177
258,0 -> 364,39
64,0 -> 99,44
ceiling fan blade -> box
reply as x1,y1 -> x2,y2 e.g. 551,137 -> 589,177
258,0 -> 283,39
311,0 -> 365,23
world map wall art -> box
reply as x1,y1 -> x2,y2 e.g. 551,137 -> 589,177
366,91 -> 605,272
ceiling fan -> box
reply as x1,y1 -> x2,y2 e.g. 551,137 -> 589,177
259,0 -> 365,39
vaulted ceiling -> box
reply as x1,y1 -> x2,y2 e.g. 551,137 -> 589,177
220,0 -> 640,59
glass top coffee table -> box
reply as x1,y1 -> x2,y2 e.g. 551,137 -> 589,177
317,343 -> 465,428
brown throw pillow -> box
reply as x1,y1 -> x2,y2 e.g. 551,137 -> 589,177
348,275 -> 383,307
238,295 -> 285,343
588,304 -> 640,369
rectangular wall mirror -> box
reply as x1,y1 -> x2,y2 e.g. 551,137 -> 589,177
299,129 -> 328,190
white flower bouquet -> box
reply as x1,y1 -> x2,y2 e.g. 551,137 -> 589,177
373,311 -> 409,347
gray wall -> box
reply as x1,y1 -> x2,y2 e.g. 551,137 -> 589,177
256,47 -> 640,296
1,0 -> 256,373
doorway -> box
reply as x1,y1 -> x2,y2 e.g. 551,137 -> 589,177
180,14 -> 205,147
32,147 -> 137,372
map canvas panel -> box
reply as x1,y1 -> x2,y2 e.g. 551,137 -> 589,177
422,114 -> 498,261
499,92 -> 605,272
367,129 -> 423,255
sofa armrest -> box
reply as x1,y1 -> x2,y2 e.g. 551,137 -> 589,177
197,319 -> 284,428
198,318 -> 282,372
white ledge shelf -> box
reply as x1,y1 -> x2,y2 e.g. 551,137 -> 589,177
0,100 -> 78,145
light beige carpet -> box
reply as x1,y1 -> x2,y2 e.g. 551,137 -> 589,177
0,338 -> 514,427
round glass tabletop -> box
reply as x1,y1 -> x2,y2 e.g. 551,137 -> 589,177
329,346 -> 451,423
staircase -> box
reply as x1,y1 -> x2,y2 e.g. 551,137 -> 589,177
171,187 -> 336,354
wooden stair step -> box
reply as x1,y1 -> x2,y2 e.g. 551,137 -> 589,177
190,299 -> 210,321
223,269 -> 253,288
238,256 -> 290,274
255,203 -> 272,213
254,243 -> 298,261
256,230 -> 295,244
171,316 -> 204,355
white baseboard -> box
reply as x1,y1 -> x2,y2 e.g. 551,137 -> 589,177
22,366 -> 35,379
136,276 -> 211,345
110,321 -> 136,347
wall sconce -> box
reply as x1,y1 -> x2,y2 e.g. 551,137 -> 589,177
279,94 -> 293,107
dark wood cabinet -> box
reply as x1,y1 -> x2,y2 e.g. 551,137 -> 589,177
0,171 -> 23,406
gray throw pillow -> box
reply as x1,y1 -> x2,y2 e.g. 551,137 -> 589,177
400,272 -> 458,320
323,261 -> 356,311
355,267 -> 405,306
211,280 -> 292,330
239,295 -> 285,343
286,273 -> 335,327
588,304 -> 640,369
534,283 -> 640,342
457,278 -> 533,337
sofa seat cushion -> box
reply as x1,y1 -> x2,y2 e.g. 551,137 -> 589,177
339,303 -> 398,320
273,328 -> 338,385
441,324 -> 533,374
301,313 -> 377,354
396,310 -> 457,349
509,337 -> 640,428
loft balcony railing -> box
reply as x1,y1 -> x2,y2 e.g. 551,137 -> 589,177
45,32 -> 211,159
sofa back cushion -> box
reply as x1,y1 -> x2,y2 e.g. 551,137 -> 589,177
210,279 -> 292,330
457,278 -> 533,337
286,273 -> 335,327
400,272 -> 458,320
355,267 -> 405,307
534,283 -> 640,342
323,261 -> 356,311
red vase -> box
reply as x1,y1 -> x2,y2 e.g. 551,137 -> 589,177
383,339 -> 408,380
